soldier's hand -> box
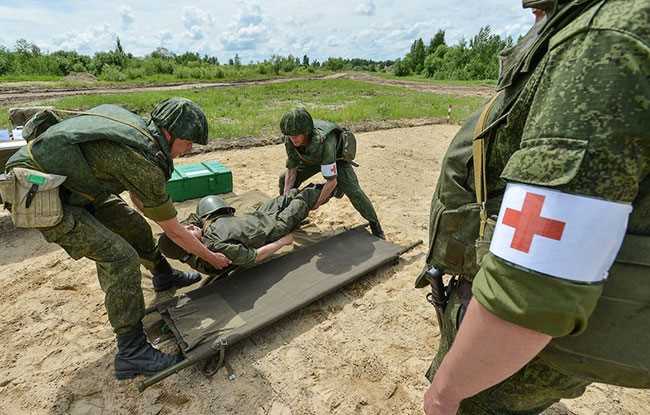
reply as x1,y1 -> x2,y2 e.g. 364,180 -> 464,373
208,252 -> 231,269
279,233 -> 295,246
423,384 -> 459,415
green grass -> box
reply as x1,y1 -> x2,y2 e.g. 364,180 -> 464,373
372,72 -> 497,87
0,79 -> 484,139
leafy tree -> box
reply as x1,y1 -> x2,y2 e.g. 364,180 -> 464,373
302,54 -> 310,66
427,30 -> 446,55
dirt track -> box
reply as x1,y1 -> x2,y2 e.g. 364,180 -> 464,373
0,73 -> 492,106
0,125 -> 647,415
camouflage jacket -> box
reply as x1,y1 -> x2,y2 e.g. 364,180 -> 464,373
470,0 -> 650,337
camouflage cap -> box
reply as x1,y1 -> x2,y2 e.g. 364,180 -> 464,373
158,233 -> 189,261
150,97 -> 209,145
280,108 -> 314,136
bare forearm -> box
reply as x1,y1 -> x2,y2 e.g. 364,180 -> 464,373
158,218 -> 230,269
255,234 -> 294,263
165,226 -> 214,262
314,178 -> 337,209
425,298 -> 551,413
255,241 -> 284,263
284,168 -> 297,195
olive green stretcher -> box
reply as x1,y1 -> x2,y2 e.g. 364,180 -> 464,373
139,223 -> 419,391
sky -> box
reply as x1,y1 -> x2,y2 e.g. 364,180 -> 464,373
0,0 -> 536,62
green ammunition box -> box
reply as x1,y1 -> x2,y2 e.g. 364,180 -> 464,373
166,160 -> 233,202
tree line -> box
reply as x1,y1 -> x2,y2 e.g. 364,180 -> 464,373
0,38 -> 394,82
394,27 -> 513,80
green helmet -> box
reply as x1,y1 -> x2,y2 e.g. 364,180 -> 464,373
280,108 -> 313,136
196,195 -> 236,219
150,97 -> 209,145
158,234 -> 189,261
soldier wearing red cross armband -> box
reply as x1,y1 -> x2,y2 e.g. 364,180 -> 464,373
418,1 -> 650,414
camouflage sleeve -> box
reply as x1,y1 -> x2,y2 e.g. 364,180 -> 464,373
320,134 -> 338,179
207,240 -> 257,267
285,138 -> 300,169
473,29 -> 650,337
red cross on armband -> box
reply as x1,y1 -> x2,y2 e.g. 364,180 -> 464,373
320,162 -> 337,178
489,183 -> 632,283
502,193 -> 566,253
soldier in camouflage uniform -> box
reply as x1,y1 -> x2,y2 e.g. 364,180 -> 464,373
278,108 -> 385,238
5,98 -> 232,379
422,1 -> 650,413
159,185 -> 324,274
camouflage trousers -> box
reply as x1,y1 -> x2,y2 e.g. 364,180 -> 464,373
425,278 -> 591,414
40,195 -> 161,335
258,186 -> 321,241
278,161 -> 379,224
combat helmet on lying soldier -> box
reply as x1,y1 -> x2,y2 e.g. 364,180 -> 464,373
419,0 -> 650,413
3,98 -> 232,380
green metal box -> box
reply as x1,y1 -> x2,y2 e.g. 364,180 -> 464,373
166,160 -> 233,202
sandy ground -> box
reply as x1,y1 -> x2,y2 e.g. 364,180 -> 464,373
0,125 -> 648,414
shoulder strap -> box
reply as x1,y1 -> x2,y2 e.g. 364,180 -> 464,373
54,109 -> 157,145
472,94 -> 500,238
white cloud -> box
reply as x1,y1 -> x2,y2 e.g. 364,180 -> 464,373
182,6 -> 215,41
52,24 -> 116,55
0,0 -> 536,60
119,6 -> 134,31
221,2 -> 270,51
157,31 -> 173,47
355,0 -> 376,16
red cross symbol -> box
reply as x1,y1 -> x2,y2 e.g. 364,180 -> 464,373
330,165 -> 337,175
502,192 -> 566,253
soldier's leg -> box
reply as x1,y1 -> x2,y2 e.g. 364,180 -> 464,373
40,205 -> 181,378
425,278 -> 591,415
92,195 -> 201,292
40,205 -> 144,335
278,165 -> 321,195
92,195 -> 159,268
335,162 -> 381,224
267,186 -> 322,240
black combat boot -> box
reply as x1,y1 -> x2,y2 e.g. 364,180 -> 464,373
152,256 -> 202,292
114,324 -> 183,380
369,221 -> 386,239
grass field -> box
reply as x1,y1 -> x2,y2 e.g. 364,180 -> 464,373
0,70 -> 331,90
1,79 -> 484,139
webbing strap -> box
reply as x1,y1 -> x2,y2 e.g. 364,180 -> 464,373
54,109 -> 158,145
472,94 -> 500,238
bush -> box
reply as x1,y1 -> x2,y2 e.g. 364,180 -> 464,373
392,59 -> 411,77
99,64 -> 127,81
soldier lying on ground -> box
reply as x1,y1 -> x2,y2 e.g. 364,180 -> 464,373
158,184 -> 325,274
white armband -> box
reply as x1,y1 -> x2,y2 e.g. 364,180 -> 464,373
321,163 -> 337,178
490,183 -> 632,283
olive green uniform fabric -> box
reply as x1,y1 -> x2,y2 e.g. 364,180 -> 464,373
6,106 -> 178,336
184,187 -> 321,273
279,120 -> 379,224
427,1 -> 650,413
